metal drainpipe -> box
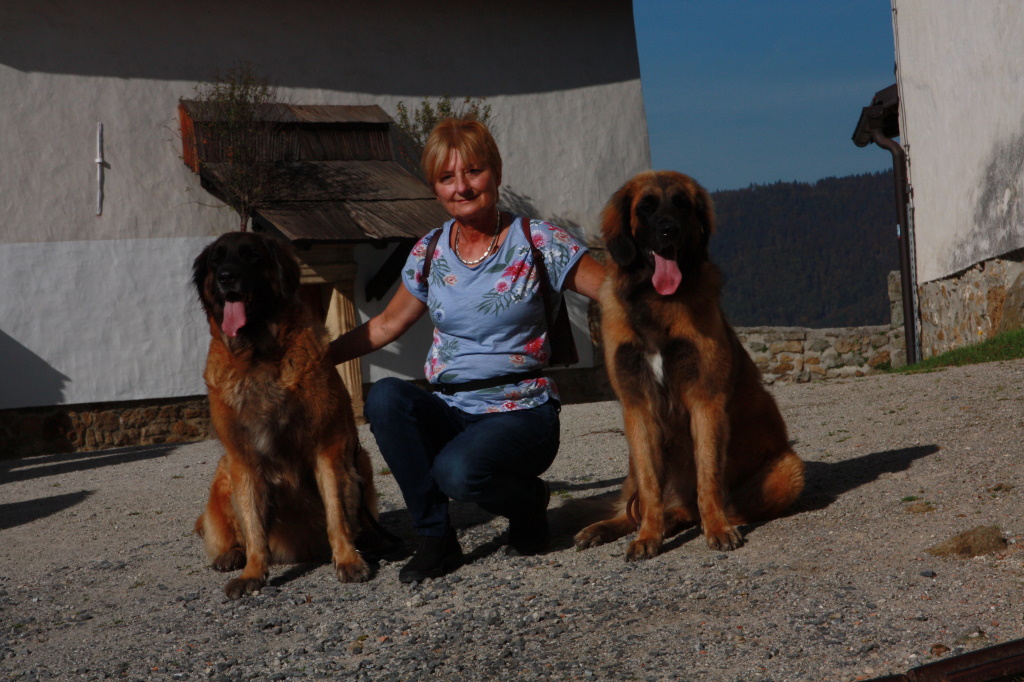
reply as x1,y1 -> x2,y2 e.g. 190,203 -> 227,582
870,128 -> 918,365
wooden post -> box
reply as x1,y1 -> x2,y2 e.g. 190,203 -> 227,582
324,277 -> 365,422
296,245 -> 365,423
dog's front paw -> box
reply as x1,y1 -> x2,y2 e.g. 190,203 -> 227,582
224,577 -> 265,599
212,548 -> 246,572
335,557 -> 371,583
626,536 -> 662,561
704,526 -> 744,551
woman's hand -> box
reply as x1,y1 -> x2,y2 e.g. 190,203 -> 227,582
564,253 -> 606,301
329,285 -> 427,365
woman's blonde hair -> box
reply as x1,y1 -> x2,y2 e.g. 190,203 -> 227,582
421,117 -> 502,186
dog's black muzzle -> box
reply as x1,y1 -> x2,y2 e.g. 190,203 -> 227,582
215,262 -> 246,300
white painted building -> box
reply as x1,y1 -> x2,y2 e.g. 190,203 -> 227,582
0,0 -> 650,412
889,1 -> 1024,356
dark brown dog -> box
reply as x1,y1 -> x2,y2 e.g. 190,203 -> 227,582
575,171 -> 804,560
192,231 -> 386,598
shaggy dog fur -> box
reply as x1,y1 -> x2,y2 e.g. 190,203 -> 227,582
575,171 -> 805,560
192,231 -> 382,598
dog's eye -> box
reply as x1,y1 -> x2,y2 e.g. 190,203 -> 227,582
237,244 -> 266,266
671,193 -> 694,214
636,195 -> 659,217
209,245 -> 226,266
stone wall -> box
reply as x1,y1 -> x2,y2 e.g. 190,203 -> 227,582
735,325 -> 905,384
0,397 -> 210,459
917,252 -> 1024,359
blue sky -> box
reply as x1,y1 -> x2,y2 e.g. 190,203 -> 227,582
633,1 -> 896,192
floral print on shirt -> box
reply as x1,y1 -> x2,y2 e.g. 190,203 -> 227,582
402,217 -> 587,414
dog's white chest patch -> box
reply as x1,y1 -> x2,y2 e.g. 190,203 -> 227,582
647,352 -> 665,385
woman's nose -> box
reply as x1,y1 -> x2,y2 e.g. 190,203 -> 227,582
453,174 -> 470,194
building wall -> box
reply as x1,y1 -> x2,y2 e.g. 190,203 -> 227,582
0,0 -> 649,410
893,0 -> 1024,284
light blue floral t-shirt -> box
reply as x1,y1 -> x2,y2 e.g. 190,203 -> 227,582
403,215 -> 586,414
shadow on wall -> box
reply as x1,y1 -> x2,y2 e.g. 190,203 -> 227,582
501,189 -> 584,232
0,329 -> 69,410
0,0 -> 639,95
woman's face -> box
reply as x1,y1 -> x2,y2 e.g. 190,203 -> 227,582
433,150 -> 500,226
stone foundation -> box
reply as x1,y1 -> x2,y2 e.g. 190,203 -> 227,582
0,396 -> 211,459
917,253 -> 1024,359
735,325 -> 904,384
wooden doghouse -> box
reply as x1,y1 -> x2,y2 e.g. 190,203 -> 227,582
179,101 -> 448,418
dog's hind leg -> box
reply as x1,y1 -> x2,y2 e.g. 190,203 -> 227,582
574,511 -> 637,549
663,506 -> 698,538
316,438 -> 371,583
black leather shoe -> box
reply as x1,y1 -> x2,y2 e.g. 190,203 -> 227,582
398,529 -> 463,584
508,480 -> 550,555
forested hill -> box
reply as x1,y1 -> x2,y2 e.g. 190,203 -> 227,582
709,170 -> 899,328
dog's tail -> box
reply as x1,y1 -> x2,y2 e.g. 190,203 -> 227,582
729,450 -> 805,524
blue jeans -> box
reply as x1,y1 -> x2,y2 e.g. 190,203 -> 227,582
365,377 -> 560,538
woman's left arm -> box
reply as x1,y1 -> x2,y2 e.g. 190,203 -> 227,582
563,253 -> 606,301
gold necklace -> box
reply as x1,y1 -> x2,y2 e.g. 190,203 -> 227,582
454,211 -> 501,265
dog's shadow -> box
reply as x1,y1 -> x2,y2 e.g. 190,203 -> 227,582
549,445 -> 943,554
796,443 -> 940,513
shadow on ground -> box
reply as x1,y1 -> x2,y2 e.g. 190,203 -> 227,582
0,490 -> 94,531
0,444 -> 177,485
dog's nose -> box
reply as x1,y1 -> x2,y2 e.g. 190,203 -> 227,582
217,266 -> 241,289
657,220 -> 679,243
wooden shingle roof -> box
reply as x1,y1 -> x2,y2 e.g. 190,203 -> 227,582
178,102 -> 447,246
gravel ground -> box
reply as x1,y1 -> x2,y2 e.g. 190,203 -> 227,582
2,360 -> 1024,681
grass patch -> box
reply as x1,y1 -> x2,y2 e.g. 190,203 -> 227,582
889,327 -> 1024,373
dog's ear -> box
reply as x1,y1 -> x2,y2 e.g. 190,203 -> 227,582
263,234 -> 301,301
694,185 -> 715,238
602,182 -> 638,267
693,185 -> 715,260
192,243 -> 214,315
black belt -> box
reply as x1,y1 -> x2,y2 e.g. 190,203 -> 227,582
431,369 -> 545,396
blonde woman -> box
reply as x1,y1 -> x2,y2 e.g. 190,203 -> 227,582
330,117 -> 603,582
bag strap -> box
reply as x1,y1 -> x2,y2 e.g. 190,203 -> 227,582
421,215 -> 558,325
421,228 -> 443,281
520,217 -> 558,327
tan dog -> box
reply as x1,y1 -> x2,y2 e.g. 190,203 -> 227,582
192,231 -> 386,598
575,171 -> 804,560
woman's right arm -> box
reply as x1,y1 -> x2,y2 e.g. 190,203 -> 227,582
328,285 -> 428,365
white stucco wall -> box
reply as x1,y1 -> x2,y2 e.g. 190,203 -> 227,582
0,0 -> 648,410
893,0 -> 1024,283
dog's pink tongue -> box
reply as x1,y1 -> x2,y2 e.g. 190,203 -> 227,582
652,253 -> 682,295
222,301 -> 246,337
